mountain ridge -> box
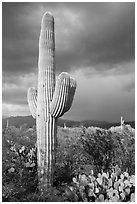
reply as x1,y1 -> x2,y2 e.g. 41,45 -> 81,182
2,115 -> 135,129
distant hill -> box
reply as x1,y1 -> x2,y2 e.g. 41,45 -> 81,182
2,116 -> 79,129
80,120 -> 135,129
2,115 -> 8,119
2,116 -> 36,128
2,115 -> 135,129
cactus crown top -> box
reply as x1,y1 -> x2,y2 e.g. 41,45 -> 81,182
44,11 -> 53,16
41,11 -> 54,30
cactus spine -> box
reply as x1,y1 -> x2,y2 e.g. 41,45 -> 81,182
27,12 -> 76,193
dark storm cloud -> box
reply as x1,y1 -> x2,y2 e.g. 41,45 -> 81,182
2,72 -> 37,107
55,2 -> 135,72
3,2 -> 134,77
3,89 -> 27,105
63,70 -> 135,121
122,79 -> 135,92
2,85 -> 28,105
2,3 -> 38,76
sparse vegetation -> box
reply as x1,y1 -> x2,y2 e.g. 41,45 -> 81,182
2,124 -> 135,201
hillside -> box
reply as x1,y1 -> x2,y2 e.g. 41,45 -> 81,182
2,115 -> 135,129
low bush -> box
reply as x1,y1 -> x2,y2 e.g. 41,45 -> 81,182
80,126 -> 135,175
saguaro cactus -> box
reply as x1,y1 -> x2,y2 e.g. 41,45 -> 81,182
121,116 -> 125,130
27,12 -> 76,193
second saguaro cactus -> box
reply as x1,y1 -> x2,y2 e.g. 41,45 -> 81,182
27,12 -> 76,193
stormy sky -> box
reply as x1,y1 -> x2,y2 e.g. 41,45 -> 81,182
2,2 -> 135,122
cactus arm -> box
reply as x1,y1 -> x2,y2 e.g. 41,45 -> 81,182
50,72 -> 70,118
64,77 -> 77,113
27,87 -> 37,119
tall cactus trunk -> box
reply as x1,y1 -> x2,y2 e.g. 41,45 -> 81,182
27,11 -> 76,194
37,116 -> 57,191
37,12 -> 56,192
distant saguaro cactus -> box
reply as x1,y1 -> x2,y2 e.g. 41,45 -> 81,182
121,116 -> 125,130
6,119 -> 9,129
27,12 -> 76,193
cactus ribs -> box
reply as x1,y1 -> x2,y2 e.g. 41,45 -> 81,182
27,12 -> 76,193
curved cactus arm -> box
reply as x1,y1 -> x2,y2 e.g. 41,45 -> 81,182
50,72 -> 70,118
64,77 -> 77,113
27,87 -> 37,119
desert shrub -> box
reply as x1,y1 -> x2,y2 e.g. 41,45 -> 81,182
54,127 -> 92,185
80,127 -> 115,173
111,129 -> 135,175
79,126 -> 135,175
